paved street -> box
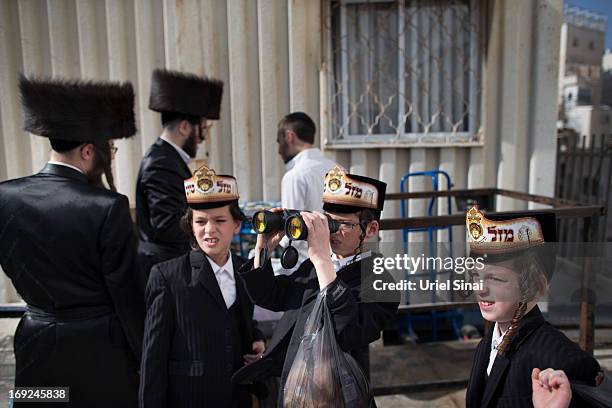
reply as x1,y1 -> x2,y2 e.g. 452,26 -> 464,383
0,318 -> 609,408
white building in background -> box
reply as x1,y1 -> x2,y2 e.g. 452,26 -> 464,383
565,105 -> 612,141
0,0 -> 563,300
602,50 -> 612,108
558,5 -> 611,145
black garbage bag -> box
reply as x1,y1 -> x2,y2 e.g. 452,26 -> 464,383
283,288 -> 372,407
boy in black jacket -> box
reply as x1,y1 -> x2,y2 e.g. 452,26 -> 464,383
140,164 -> 265,408
465,205 -> 603,408
233,165 -> 399,405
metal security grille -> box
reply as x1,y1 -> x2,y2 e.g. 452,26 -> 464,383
324,0 -> 482,144
556,131 -> 612,243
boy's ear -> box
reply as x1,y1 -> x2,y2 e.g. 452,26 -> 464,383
538,274 -> 549,297
233,220 -> 242,235
365,220 -> 380,240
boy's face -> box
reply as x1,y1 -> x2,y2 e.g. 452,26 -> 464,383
471,262 -> 522,324
192,206 -> 241,260
326,211 -> 378,258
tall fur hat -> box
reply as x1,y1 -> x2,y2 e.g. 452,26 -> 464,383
148,69 -> 224,120
19,74 -> 136,142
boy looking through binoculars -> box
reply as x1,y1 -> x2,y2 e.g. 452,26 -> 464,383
231,165 -> 399,405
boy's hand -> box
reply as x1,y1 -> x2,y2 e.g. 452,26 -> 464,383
301,212 -> 335,289
301,212 -> 331,262
254,207 -> 285,266
243,340 -> 266,365
532,368 -> 572,408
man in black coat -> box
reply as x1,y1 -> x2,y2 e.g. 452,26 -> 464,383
232,166 -> 400,405
136,69 -> 223,281
0,75 -> 144,407
140,164 -> 265,407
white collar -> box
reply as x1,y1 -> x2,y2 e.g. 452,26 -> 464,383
206,253 -> 234,279
47,161 -> 85,175
160,135 -> 191,164
285,147 -> 322,171
331,251 -> 372,272
491,322 -> 508,351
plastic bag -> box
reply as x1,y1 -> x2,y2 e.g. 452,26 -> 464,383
283,288 -> 372,407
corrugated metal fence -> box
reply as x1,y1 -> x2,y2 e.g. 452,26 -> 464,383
0,0 -> 563,301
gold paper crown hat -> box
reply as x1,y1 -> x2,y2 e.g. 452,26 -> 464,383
184,164 -> 239,209
322,165 -> 386,213
466,205 -> 547,254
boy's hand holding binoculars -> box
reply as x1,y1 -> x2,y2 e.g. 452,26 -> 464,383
254,207 -> 285,267
299,212 -> 331,262
300,212 -> 336,289
251,209 -> 336,287
254,207 -> 285,251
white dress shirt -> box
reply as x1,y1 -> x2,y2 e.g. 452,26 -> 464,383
206,253 -> 236,308
47,161 -> 85,175
331,251 -> 372,273
487,322 -> 508,375
280,148 -> 337,269
281,148 -> 337,213
160,135 -> 191,164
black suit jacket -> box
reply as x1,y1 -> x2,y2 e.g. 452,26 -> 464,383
232,255 -> 399,404
466,306 -> 602,408
0,163 -> 144,359
139,250 -> 265,408
0,164 -> 144,407
136,139 -> 192,279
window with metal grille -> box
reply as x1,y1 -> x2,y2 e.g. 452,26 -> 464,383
324,0 -> 482,144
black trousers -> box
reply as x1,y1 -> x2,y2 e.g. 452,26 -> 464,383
14,312 -> 139,408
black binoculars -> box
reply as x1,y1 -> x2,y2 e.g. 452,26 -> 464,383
252,210 -> 340,241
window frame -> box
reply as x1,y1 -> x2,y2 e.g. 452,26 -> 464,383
324,0 -> 482,146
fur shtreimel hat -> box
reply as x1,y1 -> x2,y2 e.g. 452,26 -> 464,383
148,69 -> 224,120
19,74 -> 137,142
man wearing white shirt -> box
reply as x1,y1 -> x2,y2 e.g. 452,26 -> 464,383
277,112 -> 337,267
